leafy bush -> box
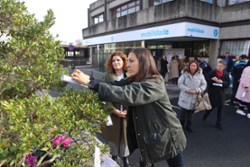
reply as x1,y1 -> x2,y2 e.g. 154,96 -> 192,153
0,0 -> 111,166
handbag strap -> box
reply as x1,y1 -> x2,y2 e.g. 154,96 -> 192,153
197,87 -> 204,98
199,87 -> 205,95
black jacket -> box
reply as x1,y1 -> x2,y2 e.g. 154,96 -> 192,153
231,61 -> 247,82
160,59 -> 168,74
206,70 -> 230,107
199,61 -> 212,78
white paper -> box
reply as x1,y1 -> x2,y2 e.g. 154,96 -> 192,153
212,83 -> 223,87
242,92 -> 246,98
106,115 -> 113,126
95,146 -> 101,167
60,75 -> 88,88
102,155 -> 117,167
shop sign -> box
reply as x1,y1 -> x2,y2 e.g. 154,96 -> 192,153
82,22 -> 219,46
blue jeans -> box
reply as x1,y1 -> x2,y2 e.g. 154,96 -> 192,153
140,152 -> 185,167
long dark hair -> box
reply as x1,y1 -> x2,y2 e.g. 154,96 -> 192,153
127,48 -> 160,83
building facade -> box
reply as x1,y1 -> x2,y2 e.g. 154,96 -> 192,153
82,0 -> 250,68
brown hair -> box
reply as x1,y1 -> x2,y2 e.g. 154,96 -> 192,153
104,51 -> 128,73
183,60 -> 200,74
127,48 -> 160,83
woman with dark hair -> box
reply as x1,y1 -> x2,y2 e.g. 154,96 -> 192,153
160,55 -> 169,84
71,48 -> 186,167
178,60 -> 207,132
203,60 -> 230,130
234,60 -> 250,118
102,51 -> 130,167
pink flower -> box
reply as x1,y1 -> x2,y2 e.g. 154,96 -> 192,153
25,153 -> 32,160
51,136 -> 71,147
26,156 -> 37,166
63,138 -> 72,147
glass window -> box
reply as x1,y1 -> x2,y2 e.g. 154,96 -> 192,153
94,14 -> 104,24
122,5 -> 127,10
129,2 -> 135,7
99,14 -> 103,22
94,17 -> 99,24
228,0 -> 248,5
200,0 -> 213,3
112,1 -> 140,19
220,40 -> 250,56
67,51 -> 74,56
128,7 -> 136,14
162,0 -> 172,3
193,42 -> 210,56
121,10 -> 128,16
136,6 -> 140,11
117,12 -> 121,18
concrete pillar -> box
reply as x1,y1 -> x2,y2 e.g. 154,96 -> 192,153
89,46 -> 93,65
209,39 -> 220,69
106,2 -> 111,21
142,0 -> 149,10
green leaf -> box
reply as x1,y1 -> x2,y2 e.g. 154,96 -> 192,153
41,147 -> 49,151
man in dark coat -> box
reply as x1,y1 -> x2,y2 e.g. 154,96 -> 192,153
223,52 -> 233,74
199,55 -> 212,78
230,54 -> 247,106
203,60 -> 230,130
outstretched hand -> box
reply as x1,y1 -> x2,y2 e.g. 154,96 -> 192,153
71,69 -> 90,86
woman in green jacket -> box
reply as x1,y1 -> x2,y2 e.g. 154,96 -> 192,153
72,48 -> 186,167
101,51 -> 130,167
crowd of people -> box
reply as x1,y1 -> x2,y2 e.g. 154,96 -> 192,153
71,48 -> 249,167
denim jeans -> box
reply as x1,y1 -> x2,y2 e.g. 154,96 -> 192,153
140,152 -> 185,167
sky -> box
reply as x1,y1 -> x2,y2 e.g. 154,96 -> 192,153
23,0 -> 97,44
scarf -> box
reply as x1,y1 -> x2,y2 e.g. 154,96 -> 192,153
216,69 -> 223,79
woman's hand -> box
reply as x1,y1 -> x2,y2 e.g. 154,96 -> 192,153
212,77 -> 218,82
71,69 -> 90,86
217,79 -> 223,84
113,109 -> 127,118
188,89 -> 197,94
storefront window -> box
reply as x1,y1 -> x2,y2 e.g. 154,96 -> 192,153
94,14 -> 104,24
149,0 -> 172,7
220,40 -> 250,56
112,0 -> 140,19
228,0 -> 249,5
200,0 -> 213,3
193,42 -> 210,56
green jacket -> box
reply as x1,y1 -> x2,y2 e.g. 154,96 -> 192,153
98,77 -> 186,166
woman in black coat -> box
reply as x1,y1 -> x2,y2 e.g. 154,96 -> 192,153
160,55 -> 168,81
203,60 -> 230,130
